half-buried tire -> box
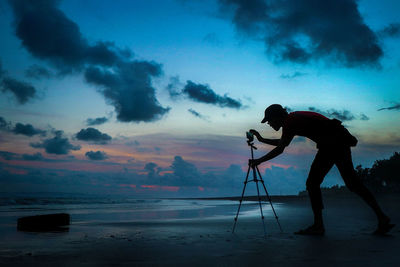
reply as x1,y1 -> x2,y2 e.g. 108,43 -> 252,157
17,213 -> 70,232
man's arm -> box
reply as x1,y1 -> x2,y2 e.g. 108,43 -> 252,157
249,129 -> 280,146
249,132 -> 293,167
250,144 -> 285,167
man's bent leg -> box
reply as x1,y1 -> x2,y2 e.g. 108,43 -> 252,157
306,150 -> 334,228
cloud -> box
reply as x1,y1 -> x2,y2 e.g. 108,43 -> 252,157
1,77 -> 37,104
0,116 -> 11,131
284,106 -> 294,113
0,151 -> 52,161
280,71 -> 307,79
86,116 -> 108,126
144,162 -> 158,177
30,130 -> 80,155
84,62 -> 170,122
22,152 -> 44,161
8,0 -> 170,123
378,23 -> 400,38
8,0 -> 120,73
308,107 -> 356,121
0,151 -> 17,160
166,76 -> 182,99
0,151 -> 45,161
0,117 -> 46,137
25,64 -> 53,79
85,150 -> 108,160
168,155 -> 202,185
188,108 -> 209,121
166,78 -> 243,109
378,103 -> 400,111
360,113 -> 370,121
75,128 -> 112,144
218,0 -> 383,67
12,123 -> 46,137
182,80 -> 242,109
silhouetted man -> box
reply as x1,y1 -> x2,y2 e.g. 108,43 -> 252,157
249,104 -> 394,235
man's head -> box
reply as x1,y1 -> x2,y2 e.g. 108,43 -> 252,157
261,104 -> 288,131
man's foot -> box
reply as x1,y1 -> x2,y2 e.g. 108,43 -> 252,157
374,217 -> 395,235
294,225 -> 325,236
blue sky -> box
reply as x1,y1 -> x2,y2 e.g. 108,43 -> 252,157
0,0 -> 399,197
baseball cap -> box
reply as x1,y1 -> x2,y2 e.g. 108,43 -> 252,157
261,104 -> 285,123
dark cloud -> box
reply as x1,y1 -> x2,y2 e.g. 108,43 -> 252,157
308,107 -> 356,121
8,0 -> 169,123
25,64 -> 53,79
75,128 -> 111,144
170,156 -> 201,182
307,107 -> 370,121
142,156 -> 204,187
86,116 -> 108,126
378,103 -> 400,111
0,151 -> 45,161
8,0 -> 120,73
378,23 -> 400,38
85,150 -> 108,160
182,80 -> 242,109
1,77 -> 37,104
0,116 -> 11,130
22,152 -> 44,161
0,151 -> 17,160
12,123 -> 46,137
84,61 -> 170,122
280,71 -> 307,79
30,130 -> 80,155
145,162 -> 158,177
188,108 -> 209,121
219,0 -> 383,67
280,42 -> 311,63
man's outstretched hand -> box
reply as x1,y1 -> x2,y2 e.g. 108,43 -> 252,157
249,129 -> 260,139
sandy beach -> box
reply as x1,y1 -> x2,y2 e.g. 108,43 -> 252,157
0,194 -> 399,266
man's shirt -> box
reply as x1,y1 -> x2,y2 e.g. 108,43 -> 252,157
280,111 -> 342,148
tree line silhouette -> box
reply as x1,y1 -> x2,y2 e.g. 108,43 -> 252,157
299,152 -> 400,196
356,152 -> 400,193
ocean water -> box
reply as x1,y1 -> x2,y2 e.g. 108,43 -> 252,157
0,195 -> 285,255
0,195 -> 281,229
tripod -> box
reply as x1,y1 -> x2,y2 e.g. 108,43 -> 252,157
232,138 -> 283,236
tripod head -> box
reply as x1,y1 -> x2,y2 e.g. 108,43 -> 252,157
246,131 -> 257,150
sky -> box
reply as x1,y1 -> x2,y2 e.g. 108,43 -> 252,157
0,0 -> 399,197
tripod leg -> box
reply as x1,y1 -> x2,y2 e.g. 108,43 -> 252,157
254,166 -> 267,237
232,165 -> 251,233
256,166 -> 283,233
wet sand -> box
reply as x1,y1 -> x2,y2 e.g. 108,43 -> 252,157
1,194 -> 399,266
